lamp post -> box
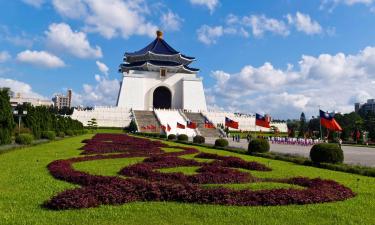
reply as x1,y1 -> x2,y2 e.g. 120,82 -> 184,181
13,110 -> 27,134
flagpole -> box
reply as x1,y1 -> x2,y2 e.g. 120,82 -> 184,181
319,105 -> 323,140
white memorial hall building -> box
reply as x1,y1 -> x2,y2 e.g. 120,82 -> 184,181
72,31 -> 287,136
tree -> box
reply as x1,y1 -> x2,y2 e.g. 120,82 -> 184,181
87,118 -> 98,132
125,119 -> 138,133
0,88 -> 15,145
287,120 -> 299,137
298,112 -> 307,138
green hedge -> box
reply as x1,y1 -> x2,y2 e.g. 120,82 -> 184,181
248,138 -> 270,154
58,131 -> 65,138
177,134 -> 188,142
310,143 -> 344,164
193,135 -> 205,144
168,134 -> 177,140
215,138 -> 228,147
15,133 -> 34,145
159,134 -> 167,139
42,131 -> 56,140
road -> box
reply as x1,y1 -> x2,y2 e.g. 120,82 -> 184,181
205,137 -> 375,167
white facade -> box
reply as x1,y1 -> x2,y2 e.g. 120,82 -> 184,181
116,70 -> 207,112
71,106 -> 131,127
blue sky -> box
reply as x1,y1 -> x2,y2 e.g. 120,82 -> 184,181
1,0 -> 375,119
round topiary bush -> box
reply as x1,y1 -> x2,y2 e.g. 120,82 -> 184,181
177,134 -> 189,142
15,133 -> 34,145
159,134 -> 167,139
42,131 -> 56,140
248,138 -> 270,154
58,131 -> 65,138
214,138 -> 229,147
310,143 -> 344,164
168,134 -> 177,140
193,135 -> 205,144
65,130 -> 74,136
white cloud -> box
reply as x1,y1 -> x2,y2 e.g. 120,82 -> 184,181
22,0 -> 45,8
73,74 -> 120,106
198,12 -> 323,44
320,0 -> 375,11
0,77 -> 46,99
0,51 -> 11,63
16,50 -> 65,68
96,61 -> 109,76
242,15 -> 290,37
160,11 -> 183,31
45,23 -> 102,59
190,0 -> 219,13
287,12 -> 322,35
197,25 -> 238,45
207,46 -> 375,119
52,0 -> 87,19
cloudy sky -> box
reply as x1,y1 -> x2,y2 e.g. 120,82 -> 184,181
1,0 -> 375,119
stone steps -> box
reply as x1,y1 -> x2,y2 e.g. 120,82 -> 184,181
133,110 -> 161,133
184,112 -> 221,137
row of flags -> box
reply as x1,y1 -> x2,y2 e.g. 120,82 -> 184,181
143,119 -> 216,132
225,113 -> 271,129
143,110 -> 343,133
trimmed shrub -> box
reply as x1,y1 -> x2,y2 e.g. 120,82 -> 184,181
15,133 -> 34,145
42,131 -> 56,140
65,130 -> 74,136
159,134 -> 167,139
168,134 -> 176,140
248,138 -> 270,154
193,135 -> 205,144
58,131 -> 65,138
310,143 -> 344,164
177,134 -> 189,142
215,138 -> 228,147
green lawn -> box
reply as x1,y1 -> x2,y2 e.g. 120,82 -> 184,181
0,132 -> 374,225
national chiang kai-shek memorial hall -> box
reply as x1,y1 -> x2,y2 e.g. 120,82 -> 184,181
71,31 -> 287,137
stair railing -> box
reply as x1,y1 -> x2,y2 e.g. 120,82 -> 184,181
130,108 -> 140,132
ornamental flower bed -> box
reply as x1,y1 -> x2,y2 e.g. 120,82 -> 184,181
44,134 -> 355,210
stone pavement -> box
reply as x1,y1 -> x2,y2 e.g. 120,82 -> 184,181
205,137 -> 375,167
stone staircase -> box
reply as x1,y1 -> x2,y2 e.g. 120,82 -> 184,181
133,110 -> 161,133
184,112 -> 221,137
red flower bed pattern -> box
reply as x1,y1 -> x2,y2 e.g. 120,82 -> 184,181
44,134 -> 355,210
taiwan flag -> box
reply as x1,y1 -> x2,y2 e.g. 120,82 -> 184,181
177,122 -> 185,129
187,121 -> 197,129
167,124 -> 171,132
255,113 -> 271,128
320,110 -> 342,131
204,118 -> 215,129
150,125 -> 156,130
161,125 -> 166,131
225,117 -> 239,129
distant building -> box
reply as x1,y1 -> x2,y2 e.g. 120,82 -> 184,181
10,92 -> 53,108
355,99 -> 375,113
52,89 -> 72,109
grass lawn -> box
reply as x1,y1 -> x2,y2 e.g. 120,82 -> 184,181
0,131 -> 374,225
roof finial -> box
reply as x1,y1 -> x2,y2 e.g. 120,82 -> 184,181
156,30 -> 163,39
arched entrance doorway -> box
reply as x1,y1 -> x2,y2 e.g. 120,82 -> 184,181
153,86 -> 171,109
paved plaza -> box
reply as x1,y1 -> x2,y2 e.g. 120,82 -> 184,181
205,137 -> 375,167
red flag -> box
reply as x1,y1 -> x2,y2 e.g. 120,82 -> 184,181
177,122 -> 185,129
146,125 -> 152,130
150,125 -> 156,130
161,125 -> 166,131
187,121 -> 197,129
320,110 -> 342,131
225,117 -> 239,129
204,117 -> 215,128
167,124 -> 171,132
255,113 -> 271,128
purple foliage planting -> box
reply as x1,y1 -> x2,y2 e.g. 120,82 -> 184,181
44,134 -> 355,210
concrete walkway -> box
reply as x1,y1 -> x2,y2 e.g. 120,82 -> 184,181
205,137 -> 375,167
